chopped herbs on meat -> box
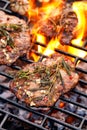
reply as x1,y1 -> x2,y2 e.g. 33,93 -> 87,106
10,54 -> 79,107
9,24 -> 22,31
0,24 -> 24,48
17,59 -> 71,89
0,26 -> 14,48
18,70 -> 30,79
0,23 -> 23,32
57,69 -> 64,87
62,58 -> 71,75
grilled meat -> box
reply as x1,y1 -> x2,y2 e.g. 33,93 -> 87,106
36,19 -> 62,38
10,53 -> 79,107
9,0 -> 29,15
31,3 -> 77,44
59,3 -> 78,44
30,0 -> 65,38
0,11 -> 30,65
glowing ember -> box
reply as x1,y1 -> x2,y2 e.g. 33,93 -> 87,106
28,0 -> 87,61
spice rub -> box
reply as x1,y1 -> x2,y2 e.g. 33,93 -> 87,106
10,53 -> 79,107
0,11 -> 30,65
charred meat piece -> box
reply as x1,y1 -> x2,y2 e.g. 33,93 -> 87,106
10,53 -> 79,107
0,11 -> 30,65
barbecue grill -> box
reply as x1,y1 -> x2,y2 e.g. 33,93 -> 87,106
0,0 -> 87,130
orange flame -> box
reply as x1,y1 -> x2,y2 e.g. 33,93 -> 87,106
40,0 -> 64,20
68,1 -> 87,58
43,37 -> 60,55
72,1 -> 87,46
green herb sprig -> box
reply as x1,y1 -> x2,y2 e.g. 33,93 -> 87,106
17,58 -> 72,92
62,58 -> 71,75
18,70 -> 30,79
0,24 -> 23,48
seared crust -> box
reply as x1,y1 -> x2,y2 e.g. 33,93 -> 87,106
0,11 -> 30,65
10,53 -> 79,107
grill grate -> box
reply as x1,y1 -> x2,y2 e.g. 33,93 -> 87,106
0,0 -> 87,130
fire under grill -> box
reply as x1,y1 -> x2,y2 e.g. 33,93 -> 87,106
0,0 -> 87,130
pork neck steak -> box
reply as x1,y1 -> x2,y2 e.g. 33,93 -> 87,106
0,11 -> 30,65
10,53 -> 79,107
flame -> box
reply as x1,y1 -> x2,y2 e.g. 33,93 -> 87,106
72,1 -> 87,45
31,33 -> 46,61
36,34 -> 46,56
40,0 -> 64,20
28,0 -> 62,21
28,0 -> 87,61
43,37 -> 60,55
68,1 -> 87,58
36,33 -> 46,44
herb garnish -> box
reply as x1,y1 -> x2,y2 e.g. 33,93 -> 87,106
9,24 -> 22,32
57,68 -> 64,87
62,58 -> 71,75
16,58 -> 73,102
0,24 -> 22,32
0,24 -> 23,48
18,70 -> 30,79
17,58 -> 72,93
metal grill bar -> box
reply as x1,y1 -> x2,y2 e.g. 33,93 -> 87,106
0,114 -> 9,128
0,68 -> 87,130
0,109 -> 46,130
0,0 -> 87,130
60,96 -> 87,109
0,0 -> 11,13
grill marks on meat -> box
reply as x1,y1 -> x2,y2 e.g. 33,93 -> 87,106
0,11 -> 30,65
10,54 -> 79,107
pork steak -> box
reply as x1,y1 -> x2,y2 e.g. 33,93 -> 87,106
0,11 -> 30,65
10,53 -> 79,107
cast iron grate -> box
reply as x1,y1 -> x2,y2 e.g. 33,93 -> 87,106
0,0 -> 87,130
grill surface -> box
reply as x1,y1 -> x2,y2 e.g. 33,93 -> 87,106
0,0 -> 87,130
